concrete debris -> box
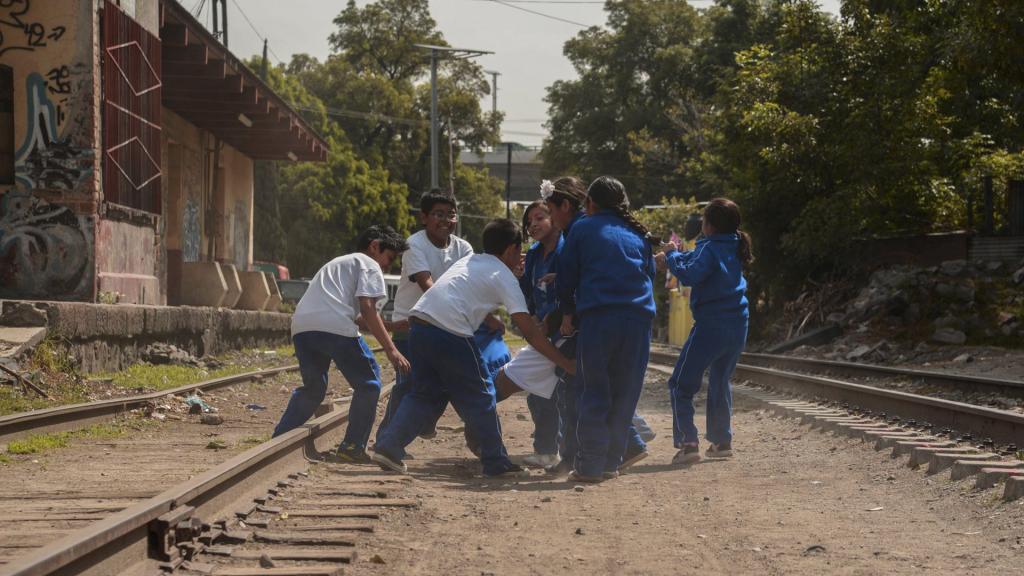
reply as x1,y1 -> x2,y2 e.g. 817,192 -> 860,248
143,343 -> 200,366
952,353 -> 974,364
931,328 -> 967,345
200,413 -> 224,425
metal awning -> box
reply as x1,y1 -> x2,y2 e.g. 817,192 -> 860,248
159,0 -> 327,161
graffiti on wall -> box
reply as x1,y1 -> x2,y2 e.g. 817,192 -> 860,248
15,73 -> 94,191
182,197 -> 200,263
0,1 -> 65,58
233,200 -> 249,271
0,191 -> 94,299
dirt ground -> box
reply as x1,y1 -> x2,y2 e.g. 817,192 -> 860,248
347,370 -> 1024,575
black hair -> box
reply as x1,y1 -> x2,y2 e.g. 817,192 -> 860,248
356,225 -> 409,253
704,198 -> 754,267
482,218 -> 523,256
545,176 -> 586,210
420,188 -> 457,215
521,200 -> 548,242
585,176 -> 661,244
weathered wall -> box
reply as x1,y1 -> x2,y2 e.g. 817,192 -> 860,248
0,0 -> 100,301
91,0 -> 164,306
0,299 -> 291,373
163,107 -> 254,305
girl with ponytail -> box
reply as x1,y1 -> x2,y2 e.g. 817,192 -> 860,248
555,176 -> 657,483
655,197 -> 752,465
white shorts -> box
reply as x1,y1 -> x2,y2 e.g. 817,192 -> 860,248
502,340 -> 563,400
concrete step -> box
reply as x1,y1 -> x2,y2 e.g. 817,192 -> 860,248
1004,476 -> 1024,501
874,435 -> 937,451
893,440 -> 956,458
909,447 -> 979,469
950,460 -> 1024,482
927,452 -> 999,475
977,467 -> 1024,490
0,326 -> 47,359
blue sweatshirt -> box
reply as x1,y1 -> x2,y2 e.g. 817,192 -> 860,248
557,210 -> 656,319
666,233 -> 749,320
519,237 -> 563,321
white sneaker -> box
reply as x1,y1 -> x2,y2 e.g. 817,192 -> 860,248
522,453 -> 560,468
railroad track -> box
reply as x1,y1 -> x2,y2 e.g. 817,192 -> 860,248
1,379 -> 393,576
0,365 -> 300,445
649,349 -> 1024,502
650,348 -> 1024,447
5,346 -> 1023,574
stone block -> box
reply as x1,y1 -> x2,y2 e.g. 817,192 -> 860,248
264,272 -> 282,313
874,434 -> 934,451
977,467 -> 1024,490
236,271 -> 272,311
909,447 -> 979,469
0,327 -> 47,358
950,460 -> 1024,482
179,262 -> 228,308
1003,476 -> 1024,501
220,264 -> 243,309
892,440 -> 955,458
927,452 -> 998,475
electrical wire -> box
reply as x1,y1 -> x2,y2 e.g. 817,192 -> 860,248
481,0 -> 592,28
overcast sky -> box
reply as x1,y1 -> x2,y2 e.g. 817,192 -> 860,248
216,0 -> 842,146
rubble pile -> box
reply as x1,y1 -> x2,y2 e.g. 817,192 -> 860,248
834,258 -> 1024,348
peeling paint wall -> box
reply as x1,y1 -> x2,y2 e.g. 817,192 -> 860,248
162,108 -> 255,305
0,0 -> 99,301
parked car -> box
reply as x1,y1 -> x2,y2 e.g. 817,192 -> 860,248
253,261 -> 290,280
277,279 -> 309,305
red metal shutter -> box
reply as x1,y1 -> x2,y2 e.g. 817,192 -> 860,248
101,0 -> 162,213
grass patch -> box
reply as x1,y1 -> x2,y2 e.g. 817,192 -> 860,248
100,364 -> 252,392
240,434 -> 271,446
6,419 -> 153,455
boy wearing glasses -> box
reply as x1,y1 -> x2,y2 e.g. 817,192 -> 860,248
376,190 -> 508,448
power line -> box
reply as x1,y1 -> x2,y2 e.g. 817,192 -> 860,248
228,0 -> 287,65
481,0 -> 592,28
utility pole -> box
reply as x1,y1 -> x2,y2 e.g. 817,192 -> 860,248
505,142 -> 512,219
414,44 -> 493,191
484,70 -> 501,115
211,0 -> 228,47
260,39 -> 268,80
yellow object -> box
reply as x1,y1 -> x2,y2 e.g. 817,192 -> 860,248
668,288 -> 694,346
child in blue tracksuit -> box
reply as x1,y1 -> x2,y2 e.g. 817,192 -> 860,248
557,176 -> 657,482
657,198 -> 753,464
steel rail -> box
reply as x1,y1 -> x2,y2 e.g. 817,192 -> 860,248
2,382 -> 390,576
650,350 -> 1024,446
0,364 -> 300,444
740,352 -> 1024,394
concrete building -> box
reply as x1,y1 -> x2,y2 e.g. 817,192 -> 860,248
459,144 -> 543,203
0,0 -> 326,307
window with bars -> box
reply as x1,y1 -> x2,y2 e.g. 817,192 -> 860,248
102,0 -> 162,213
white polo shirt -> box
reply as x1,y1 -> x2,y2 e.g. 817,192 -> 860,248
291,253 -> 387,337
411,254 -> 529,338
391,230 -> 474,322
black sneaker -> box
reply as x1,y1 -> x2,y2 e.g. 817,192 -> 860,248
705,442 -> 732,458
485,462 -> 529,478
672,443 -> 701,465
545,460 -> 573,476
619,449 -> 648,472
335,442 -> 371,464
370,447 -> 407,473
